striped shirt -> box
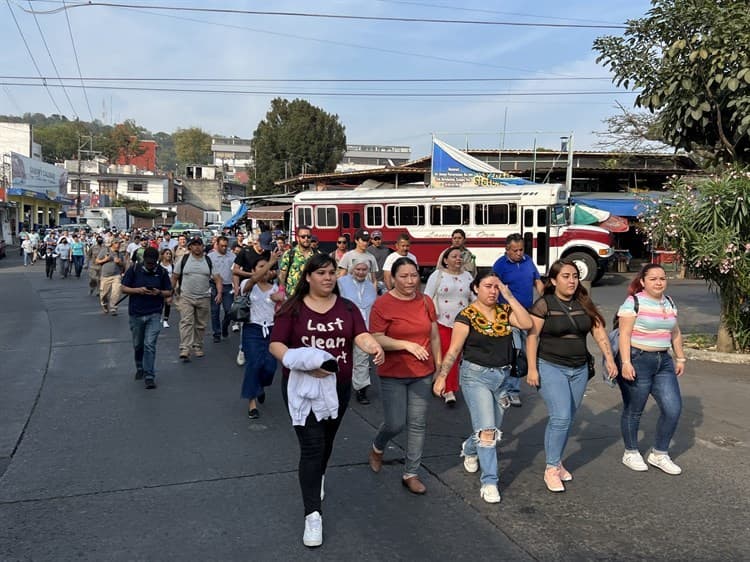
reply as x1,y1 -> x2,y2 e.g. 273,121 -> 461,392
617,291 -> 677,350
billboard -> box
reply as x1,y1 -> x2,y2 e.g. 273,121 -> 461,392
430,138 -> 531,189
10,152 -> 67,199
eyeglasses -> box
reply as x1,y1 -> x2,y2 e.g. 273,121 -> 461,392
297,234 -> 311,239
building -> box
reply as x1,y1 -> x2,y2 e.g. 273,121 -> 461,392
116,139 -> 158,173
336,144 -> 412,172
211,137 -> 252,183
1,122 -> 71,242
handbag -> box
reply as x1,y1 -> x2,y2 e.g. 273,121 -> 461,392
552,296 -> 595,380
509,336 -> 527,378
229,294 -> 251,323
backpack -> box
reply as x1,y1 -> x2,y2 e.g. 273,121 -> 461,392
176,253 -> 213,293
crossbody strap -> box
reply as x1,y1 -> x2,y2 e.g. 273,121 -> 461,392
551,295 -> 585,337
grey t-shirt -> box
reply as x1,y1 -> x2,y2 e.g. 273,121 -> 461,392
337,250 -> 378,276
367,245 -> 391,282
98,248 -> 124,277
174,254 -> 211,298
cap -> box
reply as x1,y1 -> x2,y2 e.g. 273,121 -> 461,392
354,228 -> 370,241
187,236 -> 204,246
310,235 -> 319,242
371,230 -> 383,238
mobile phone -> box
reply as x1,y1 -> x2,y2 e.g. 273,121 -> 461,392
320,359 -> 338,373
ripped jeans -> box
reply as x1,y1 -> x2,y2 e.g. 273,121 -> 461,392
460,360 -> 511,486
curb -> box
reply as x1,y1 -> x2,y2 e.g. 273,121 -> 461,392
684,348 -> 750,365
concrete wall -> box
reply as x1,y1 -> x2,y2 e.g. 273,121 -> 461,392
182,179 -> 221,211
0,123 -> 33,158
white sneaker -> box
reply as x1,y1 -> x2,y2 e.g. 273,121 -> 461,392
647,451 -> 682,475
320,474 -> 325,501
461,441 -> 479,473
303,511 -> 323,547
231,322 -> 241,333
162,320 -> 169,329
236,350 -> 246,366
480,484 -> 501,504
622,450 -> 649,472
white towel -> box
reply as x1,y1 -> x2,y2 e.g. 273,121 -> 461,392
283,347 -> 340,426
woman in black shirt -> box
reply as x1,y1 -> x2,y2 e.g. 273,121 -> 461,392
526,260 -> 617,493
433,271 -> 532,504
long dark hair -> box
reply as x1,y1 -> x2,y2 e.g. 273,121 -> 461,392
440,246 -> 462,269
628,263 -> 665,297
277,253 -> 339,317
543,259 -> 605,328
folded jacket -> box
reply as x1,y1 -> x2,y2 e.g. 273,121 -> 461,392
283,347 -> 339,426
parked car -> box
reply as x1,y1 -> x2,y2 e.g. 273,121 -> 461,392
167,221 -> 199,235
0,238 -> 6,259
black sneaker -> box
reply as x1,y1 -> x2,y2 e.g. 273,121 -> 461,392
221,329 -> 229,338
356,388 -> 371,405
213,335 -> 221,343
145,378 -> 157,390
258,392 -> 266,404
134,369 -> 144,380
248,408 -> 260,419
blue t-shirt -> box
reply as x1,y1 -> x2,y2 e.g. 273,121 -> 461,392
121,264 -> 172,316
492,254 -> 540,309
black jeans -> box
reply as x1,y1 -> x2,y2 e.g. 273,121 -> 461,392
282,378 -> 351,516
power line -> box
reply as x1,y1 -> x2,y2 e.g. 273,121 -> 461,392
5,0 -> 63,114
0,74 -> 615,83
26,0 -> 79,118
24,2 -> 628,29
0,81 -> 638,97
61,0 -> 95,121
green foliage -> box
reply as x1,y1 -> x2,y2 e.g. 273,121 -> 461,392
173,127 -> 212,167
639,170 -> 750,350
251,98 -> 346,194
594,0 -> 750,165
32,120 -> 88,162
152,131 -> 177,173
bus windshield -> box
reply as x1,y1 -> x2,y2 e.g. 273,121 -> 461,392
551,205 -> 568,226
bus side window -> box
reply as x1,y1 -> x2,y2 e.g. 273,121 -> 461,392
366,205 -> 383,228
353,212 -> 361,228
341,213 -> 350,229
524,209 -> 534,228
297,207 -> 313,228
537,209 -> 548,227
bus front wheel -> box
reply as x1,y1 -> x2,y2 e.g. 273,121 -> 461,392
566,252 -> 597,284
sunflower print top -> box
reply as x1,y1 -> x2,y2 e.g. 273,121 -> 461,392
458,303 -> 512,337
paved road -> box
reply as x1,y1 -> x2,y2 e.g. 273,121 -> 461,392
1,255 -> 748,561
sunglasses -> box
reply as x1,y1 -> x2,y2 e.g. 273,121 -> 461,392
337,240 -> 347,244
297,234 -> 311,239
373,237 -> 381,240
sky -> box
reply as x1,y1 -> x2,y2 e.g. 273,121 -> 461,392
0,0 -> 656,160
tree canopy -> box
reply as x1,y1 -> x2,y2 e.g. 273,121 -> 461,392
594,0 -> 750,165
251,98 -> 346,194
173,127 -> 212,167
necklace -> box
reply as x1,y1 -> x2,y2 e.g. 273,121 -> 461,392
555,295 -> 574,311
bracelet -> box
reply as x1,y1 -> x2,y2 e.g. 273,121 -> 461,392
621,361 -> 632,365
675,358 -> 687,363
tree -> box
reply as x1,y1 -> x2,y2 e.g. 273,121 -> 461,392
594,0 -> 750,165
640,170 -> 750,352
101,120 -> 146,163
251,98 -> 346,194
152,131 -> 177,173
173,127 -> 212,167
595,101 -> 673,152
33,120 -> 88,162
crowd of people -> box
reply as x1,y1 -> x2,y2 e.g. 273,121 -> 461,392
18,223 -> 689,549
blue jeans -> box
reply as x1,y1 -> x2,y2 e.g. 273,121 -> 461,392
72,254 -> 84,277
128,312 -> 162,380
210,284 -> 233,337
502,327 -> 526,395
241,323 -> 277,400
373,375 -> 432,476
617,349 -> 682,452
58,258 -> 71,278
537,357 -> 588,467
460,360 -> 511,486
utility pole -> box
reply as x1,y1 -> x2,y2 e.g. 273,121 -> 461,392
76,134 -> 94,224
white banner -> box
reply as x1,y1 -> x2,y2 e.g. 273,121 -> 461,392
10,152 -> 67,198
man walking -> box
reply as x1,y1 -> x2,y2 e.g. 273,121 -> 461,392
97,239 -> 125,316
172,236 -> 223,361
492,233 -> 544,407
278,225 -> 315,295
207,235 -> 236,343
382,233 -> 418,290
366,230 -> 391,294
121,247 -> 172,389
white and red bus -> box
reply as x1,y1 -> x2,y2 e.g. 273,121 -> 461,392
292,182 -> 614,282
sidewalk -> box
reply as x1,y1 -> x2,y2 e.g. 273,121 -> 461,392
1,252 -> 748,560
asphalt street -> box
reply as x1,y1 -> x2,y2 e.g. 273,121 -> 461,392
1,251 -> 748,561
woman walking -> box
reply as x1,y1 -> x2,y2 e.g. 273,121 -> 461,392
424,246 -> 474,406
526,260 -> 617,492
70,234 -> 86,278
159,249 -> 175,328
240,255 -> 284,419
55,237 -> 72,278
617,264 -> 686,475
270,253 -> 384,547
368,257 -> 442,495
433,271 -> 531,502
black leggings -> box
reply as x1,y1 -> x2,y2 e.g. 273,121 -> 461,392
282,378 -> 351,516
162,302 -> 171,320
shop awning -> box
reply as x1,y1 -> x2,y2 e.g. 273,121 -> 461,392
246,204 -> 292,220
570,194 -> 653,218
